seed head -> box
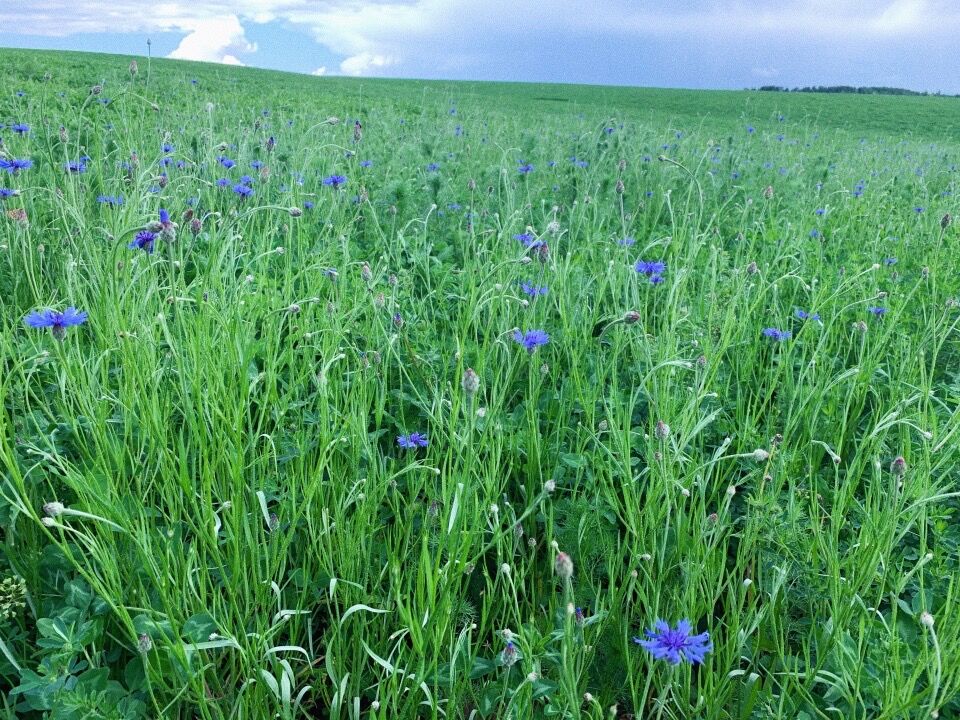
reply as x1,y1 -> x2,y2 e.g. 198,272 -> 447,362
890,456 -> 907,476
43,501 -> 65,518
654,419 -> 671,441
752,448 -> 770,462
462,367 -> 480,395
941,213 -> 952,229
554,551 -> 574,580
624,310 -> 641,324
138,633 -> 153,654
920,611 -> 935,628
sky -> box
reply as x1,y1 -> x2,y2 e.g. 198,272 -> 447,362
1,0 -> 959,93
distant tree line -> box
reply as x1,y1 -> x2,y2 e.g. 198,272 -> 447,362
752,85 -> 957,97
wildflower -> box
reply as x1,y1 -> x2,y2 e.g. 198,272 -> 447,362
618,237 -> 636,246
43,501 -> 65,517
392,312 -> 404,329
752,448 -> 770,462
24,307 -> 88,340
397,432 -> 428,449
97,195 -> 123,206
914,206 -> 925,213
512,329 -> 549,353
137,633 -> 153,654
64,160 -> 87,173
868,306 -> 887,316
128,230 -> 156,253
633,619 -> 712,665
762,327 -> 791,341
0,158 -> 32,174
520,281 -> 547,297
500,641 -> 518,667
514,232 -> 537,246
426,162 -> 440,172
216,177 -> 230,187
890,456 -> 907,475
794,309 -> 821,322
518,163 -> 534,174
360,160 -> 373,168
634,259 -> 666,277
323,174 -> 347,188
11,124 -> 29,134
920,611 -> 935,628
554,551 -> 574,580
654,420 -> 670,441
941,213 -> 951,229
218,156 -> 236,169
884,257 -> 897,266
233,183 -> 254,198
624,310 -> 641,324
0,188 -> 19,199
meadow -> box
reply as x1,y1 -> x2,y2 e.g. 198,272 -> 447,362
1,47 -> 959,719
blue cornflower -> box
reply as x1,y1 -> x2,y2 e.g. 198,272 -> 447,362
233,184 -> 254,198
397,432 -> 428,449
64,160 -> 87,173
513,329 -> 550,352
216,177 -> 230,187
97,195 -> 123,206
795,309 -> 821,322
520,281 -> 547,297
815,208 -> 825,215
162,143 -> 175,153
634,619 -> 712,665
618,237 -> 636,246
635,259 -> 666,277
239,174 -> 255,185
218,156 -> 236,169
762,327 -> 791,341
128,230 -> 156,253
914,206 -> 925,213
304,201 -> 315,210
11,124 -> 29,134
323,174 -> 347,187
809,229 -> 820,238
518,163 -> 534,174
746,125 -> 755,133
1,158 -> 32,174
250,160 -> 264,169
24,307 -> 88,340
0,188 -> 19,198
426,162 -> 440,172
868,306 -> 887,316
605,127 -> 614,134
884,257 -> 897,266
360,160 -> 373,168
514,232 -> 536,246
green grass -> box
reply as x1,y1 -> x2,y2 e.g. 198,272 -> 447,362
0,47 -> 959,719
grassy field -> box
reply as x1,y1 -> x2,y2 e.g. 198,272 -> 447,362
1,47 -> 959,719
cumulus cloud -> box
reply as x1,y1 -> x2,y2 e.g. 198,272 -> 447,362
4,0 -> 960,87
311,66 -> 328,76
166,15 -> 257,65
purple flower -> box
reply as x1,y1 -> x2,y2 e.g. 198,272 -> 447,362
217,178 -> 230,188
24,307 -> 88,340
128,230 -> 156,253
97,194 -> 124,206
397,432 -> 428,449
250,160 -> 264,169
0,158 -> 32,174
868,306 -> 887,316
233,183 -> 254,198
762,327 -> 791,341
795,309 -> 820,322
360,160 -> 373,168
520,281 -> 547,297
513,329 -> 550,352
0,188 -> 19,199
11,124 -> 29,134
518,163 -> 534,174
323,174 -> 347,188
426,162 -> 441,172
618,237 -> 636,246
218,156 -> 236,169
635,260 -> 666,281
514,232 -> 537,247
64,160 -> 87,173
634,619 -> 712,665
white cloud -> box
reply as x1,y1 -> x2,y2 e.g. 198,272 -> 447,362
339,52 -> 397,76
311,66 -> 328,76
167,15 -> 257,65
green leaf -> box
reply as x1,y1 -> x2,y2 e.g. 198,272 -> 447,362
182,613 -> 218,643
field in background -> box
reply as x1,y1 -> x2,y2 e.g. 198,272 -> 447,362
1,48 -> 959,718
